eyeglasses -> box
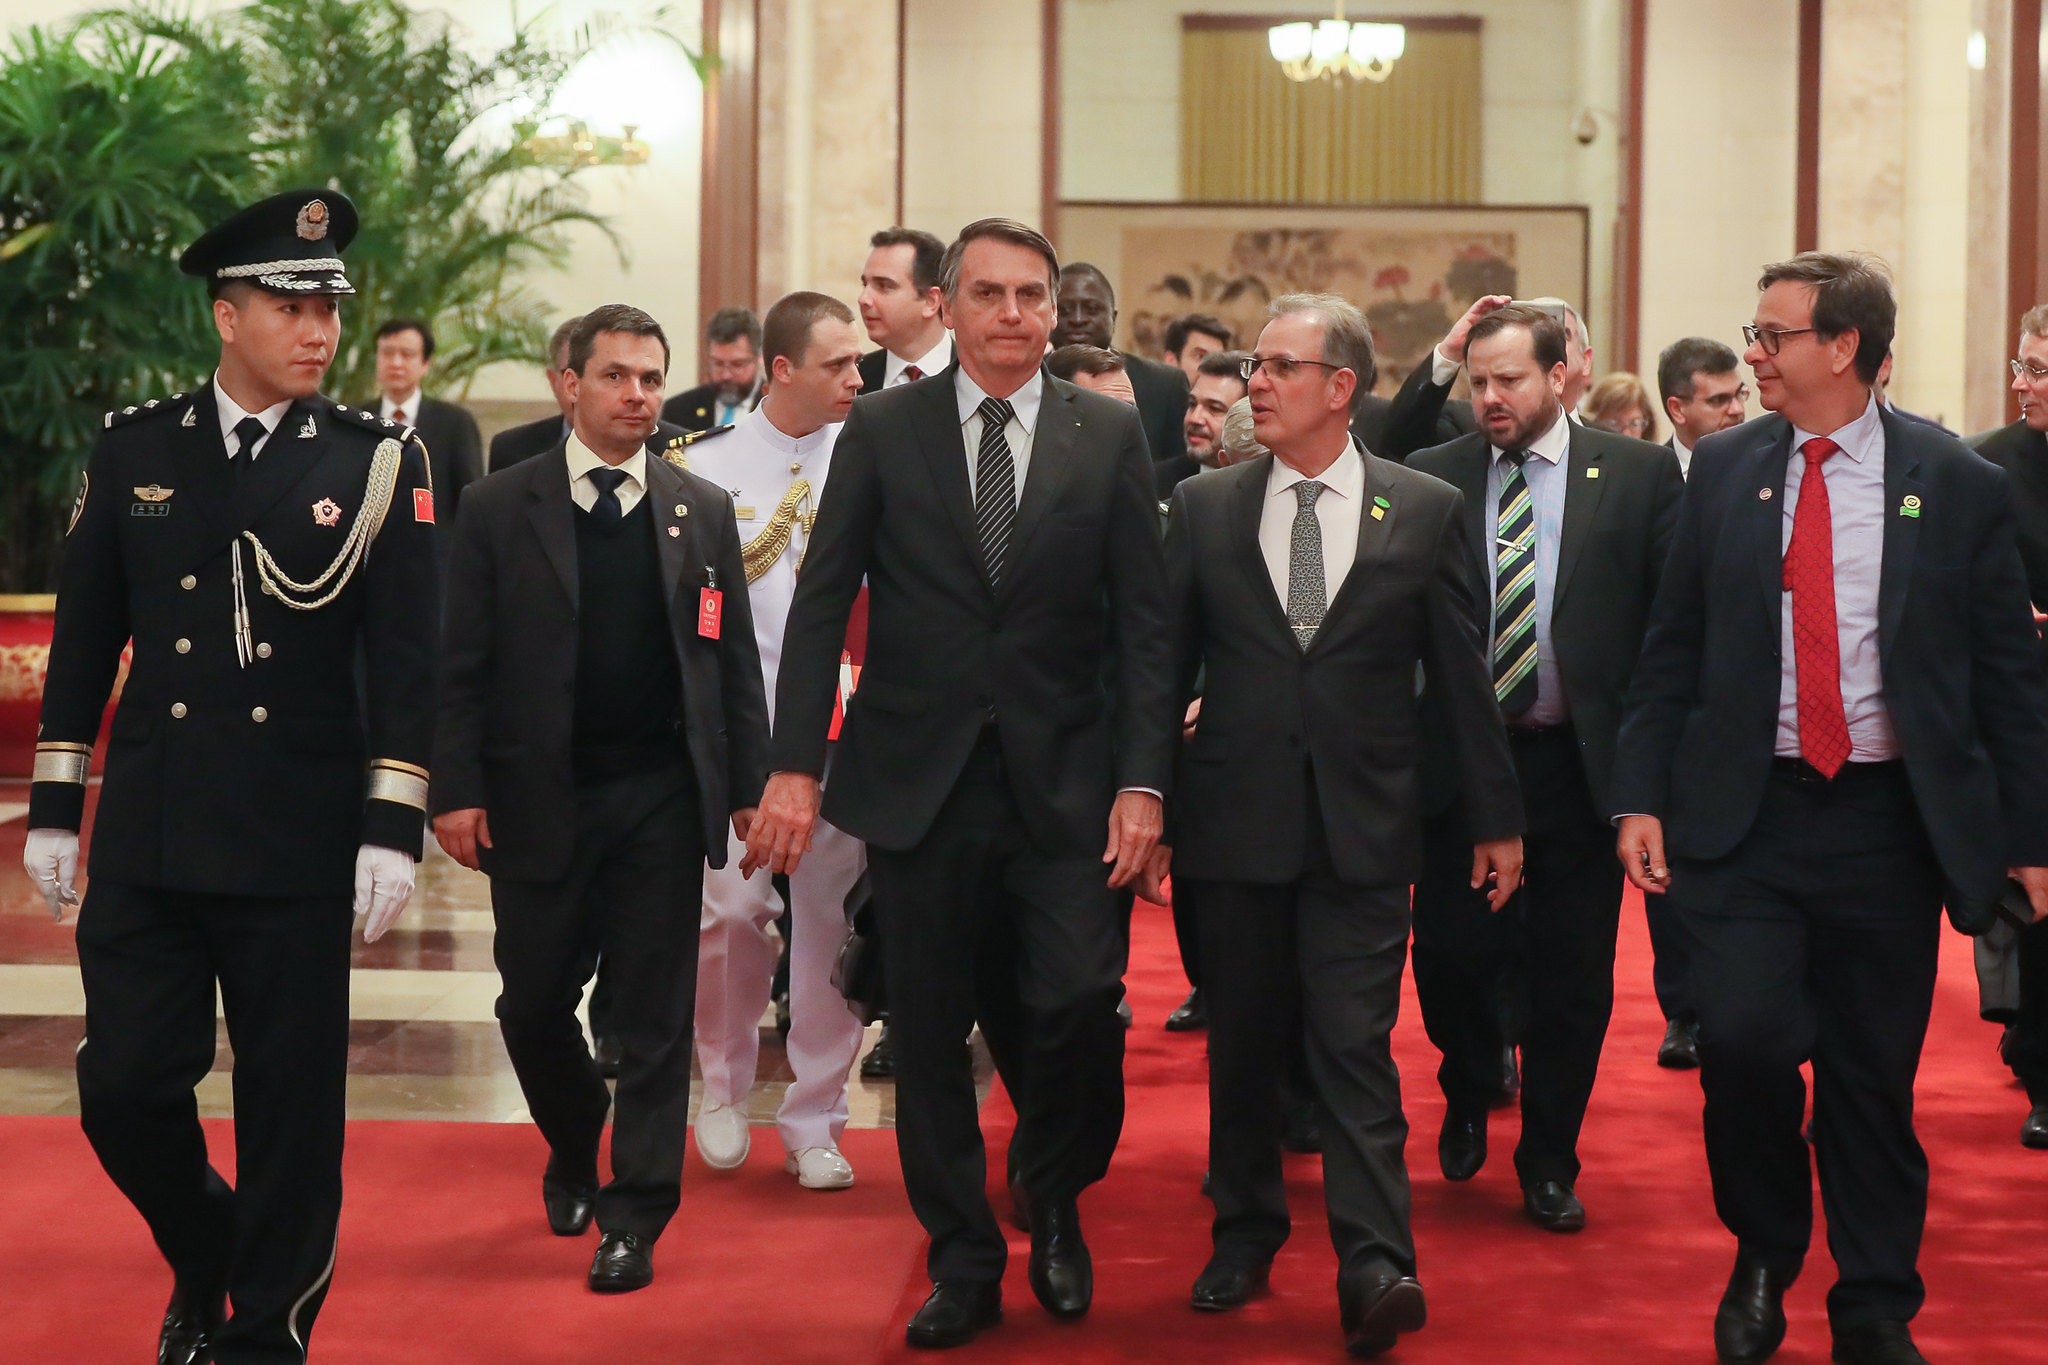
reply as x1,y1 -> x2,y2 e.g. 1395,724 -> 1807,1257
2012,358 -> 2048,381
1240,355 -> 1346,382
1701,385 -> 1752,408
1742,324 -> 1815,356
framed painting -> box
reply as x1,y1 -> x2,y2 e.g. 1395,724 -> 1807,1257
1056,201 -> 1590,396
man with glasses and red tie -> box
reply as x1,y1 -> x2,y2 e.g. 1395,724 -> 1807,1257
1613,252 -> 2048,1365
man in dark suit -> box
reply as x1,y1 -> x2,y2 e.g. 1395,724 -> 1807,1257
372,318 -> 483,536
1051,261 -> 1191,469
745,219 -> 1176,1348
1405,305 -> 1683,1234
1875,352 -> 1957,437
1657,336 -> 1748,483
489,316 -> 582,471
1970,302 -> 2048,1149
1614,252 -> 2048,1365
1358,294 -> 1506,460
857,226 -> 952,392
662,306 -> 764,432
432,304 -> 771,1295
1155,292 -> 1521,1358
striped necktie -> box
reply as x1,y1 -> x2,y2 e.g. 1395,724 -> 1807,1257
1492,450 -> 1539,715
973,396 -> 1017,588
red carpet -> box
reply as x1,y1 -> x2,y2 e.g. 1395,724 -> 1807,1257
6,893 -> 2046,1362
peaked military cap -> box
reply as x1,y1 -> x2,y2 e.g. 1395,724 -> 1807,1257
178,188 -> 359,296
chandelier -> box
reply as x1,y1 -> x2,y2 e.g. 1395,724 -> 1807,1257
1268,8 -> 1406,84
522,121 -> 651,169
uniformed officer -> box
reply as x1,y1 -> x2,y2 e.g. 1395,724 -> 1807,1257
677,291 -> 871,1189
21,190 -> 437,1365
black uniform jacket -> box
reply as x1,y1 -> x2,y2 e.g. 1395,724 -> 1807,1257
30,385 -> 439,895
662,380 -> 759,434
1612,408 -> 2048,899
1406,423 -> 1684,818
1163,450 -> 1521,887
768,368 -> 1178,855
431,443 -> 771,882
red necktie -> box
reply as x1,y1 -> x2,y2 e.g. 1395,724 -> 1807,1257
392,408 -> 406,425
901,365 -> 923,383
1783,436 -> 1852,777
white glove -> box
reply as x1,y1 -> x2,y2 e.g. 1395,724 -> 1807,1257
23,829 -> 80,922
352,844 -> 417,943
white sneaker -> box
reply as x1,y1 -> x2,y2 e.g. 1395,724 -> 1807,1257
785,1146 -> 855,1190
695,1100 -> 751,1171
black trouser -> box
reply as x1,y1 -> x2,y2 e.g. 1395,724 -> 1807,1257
2010,917 -> 2048,1100
1673,760 -> 1944,1329
1186,784 -> 1415,1278
1645,894 -> 1696,1026
1411,725 -> 1622,1186
490,759 -> 704,1242
1172,892 -> 1202,990
75,881 -> 352,1365
865,730 -> 1127,1285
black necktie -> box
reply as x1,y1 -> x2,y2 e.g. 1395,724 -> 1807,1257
231,416 -> 266,496
973,396 -> 1017,588
588,467 -> 627,527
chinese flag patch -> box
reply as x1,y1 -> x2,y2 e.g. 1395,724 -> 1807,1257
413,488 -> 435,523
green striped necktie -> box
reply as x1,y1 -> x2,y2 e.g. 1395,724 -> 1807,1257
1492,450 -> 1538,715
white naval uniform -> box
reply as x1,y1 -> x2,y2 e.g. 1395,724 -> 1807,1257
686,407 -> 867,1153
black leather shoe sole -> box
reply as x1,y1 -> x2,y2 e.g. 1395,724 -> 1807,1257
1344,1277 -> 1427,1358
1191,1258 -> 1270,1311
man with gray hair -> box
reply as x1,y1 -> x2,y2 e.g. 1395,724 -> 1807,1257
1154,291 -> 1522,1357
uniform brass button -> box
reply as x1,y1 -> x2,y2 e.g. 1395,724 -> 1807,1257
170,702 -> 187,718
180,575 -> 197,590
175,638 -> 191,654
251,707 -> 268,723
256,642 -> 272,659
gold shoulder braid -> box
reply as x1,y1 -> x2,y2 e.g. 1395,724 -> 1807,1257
229,437 -> 405,666
741,480 -> 814,583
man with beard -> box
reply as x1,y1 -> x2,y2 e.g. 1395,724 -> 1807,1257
663,307 -> 765,432
1184,351 -> 1251,472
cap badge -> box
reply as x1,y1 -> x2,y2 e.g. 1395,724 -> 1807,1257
296,198 -> 330,241
311,497 -> 343,527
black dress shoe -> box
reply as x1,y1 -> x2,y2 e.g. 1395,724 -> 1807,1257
1491,1045 -> 1521,1109
1337,1262 -> 1426,1358
587,1231 -> 653,1293
906,1280 -> 1002,1349
861,1022 -> 898,1079
1714,1253 -> 1800,1364
543,1178 -> 595,1237
1658,1018 -> 1702,1069
1830,1320 -> 1929,1365
1190,1255 -> 1270,1311
1521,1180 -> 1586,1233
1007,1174 -> 1033,1233
593,1034 -> 622,1080
2021,1097 -> 2048,1149
159,1283 -> 225,1365
1280,1103 -> 1323,1154
1027,1200 -> 1093,1318
1438,1111 -> 1486,1182
1165,987 -> 1208,1032
1117,998 -> 1134,1028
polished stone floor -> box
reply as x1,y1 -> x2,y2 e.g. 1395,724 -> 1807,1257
0,782 -> 946,1127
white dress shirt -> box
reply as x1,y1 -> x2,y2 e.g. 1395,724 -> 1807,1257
885,333 -> 953,388
1258,440 -> 1366,606
211,371 -> 291,461
564,432 -> 649,516
379,391 -> 420,426
1486,408 -> 1573,725
1778,393 -> 1897,761
1671,434 -> 1695,479
956,367 -> 1042,501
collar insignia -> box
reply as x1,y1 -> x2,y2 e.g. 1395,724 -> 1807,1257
299,415 -> 318,439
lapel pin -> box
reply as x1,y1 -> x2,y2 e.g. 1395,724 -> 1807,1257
311,497 -> 342,526
674,504 -> 686,516
1586,467 -> 1600,479
133,484 -> 174,503
1371,506 -> 1386,520
1900,494 -> 1922,518
668,525 -> 681,537
1759,488 -> 1774,500
1372,495 -> 1390,508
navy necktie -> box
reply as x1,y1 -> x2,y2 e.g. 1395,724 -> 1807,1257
588,467 -> 627,527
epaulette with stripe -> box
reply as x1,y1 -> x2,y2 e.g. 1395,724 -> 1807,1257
660,423 -> 733,471
103,393 -> 191,430
328,401 -> 421,451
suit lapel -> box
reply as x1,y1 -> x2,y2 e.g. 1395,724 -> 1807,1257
645,459 -> 696,610
171,384 -> 235,571
1749,419 -> 1795,632
1003,380 -> 1083,600
913,376 -> 980,568
1877,409 -> 1923,665
526,446 -> 579,607
1227,455 -> 1294,640
1552,426 -> 1608,613
1319,449 -> 1404,636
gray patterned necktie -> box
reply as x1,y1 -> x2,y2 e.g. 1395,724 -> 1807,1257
1287,480 -> 1328,650
973,396 -> 1017,588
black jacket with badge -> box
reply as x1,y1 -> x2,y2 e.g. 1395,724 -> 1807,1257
29,385 -> 440,895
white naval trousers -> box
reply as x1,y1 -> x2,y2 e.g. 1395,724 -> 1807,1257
694,815 -> 866,1152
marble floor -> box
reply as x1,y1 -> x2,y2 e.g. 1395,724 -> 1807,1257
0,782 -> 967,1127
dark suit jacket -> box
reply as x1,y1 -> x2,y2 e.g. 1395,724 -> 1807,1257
1886,400 -> 1957,438
401,395 -> 484,523
1355,354 -> 1477,460
1972,419 -> 2048,606
1407,424 -> 1684,818
768,369 -> 1178,854
432,445 -> 771,882
1611,408 -> 2048,899
857,348 -> 887,394
1164,451 -> 1522,886
662,379 -> 761,433
490,418 -> 686,471
1125,351 -> 1191,467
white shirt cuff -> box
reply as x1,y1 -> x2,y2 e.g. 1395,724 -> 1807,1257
1430,345 -> 1460,387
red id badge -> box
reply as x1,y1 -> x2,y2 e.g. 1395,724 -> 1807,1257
698,587 -> 723,639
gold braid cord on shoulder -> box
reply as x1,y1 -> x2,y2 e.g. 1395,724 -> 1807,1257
740,479 -> 813,583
